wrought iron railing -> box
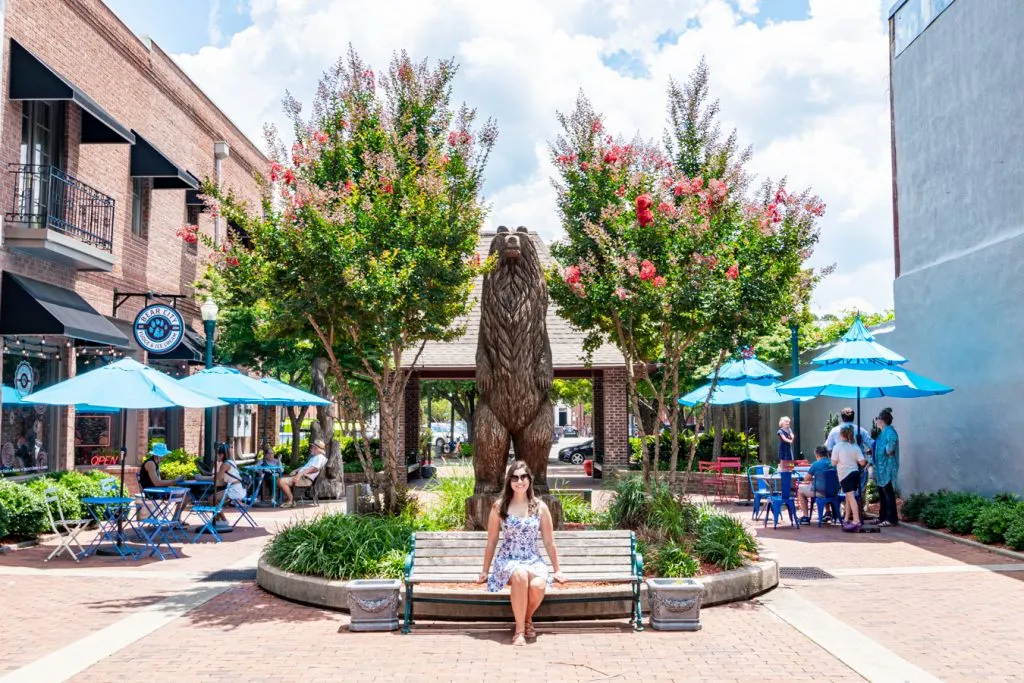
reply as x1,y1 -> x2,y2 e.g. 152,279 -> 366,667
6,164 -> 115,252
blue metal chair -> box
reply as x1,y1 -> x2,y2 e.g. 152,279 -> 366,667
191,488 -> 230,543
230,472 -> 259,529
811,469 -> 843,527
747,465 -> 775,520
136,490 -> 187,560
763,471 -> 800,529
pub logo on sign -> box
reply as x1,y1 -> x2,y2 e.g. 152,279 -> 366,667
133,304 -> 184,354
13,361 -> 34,397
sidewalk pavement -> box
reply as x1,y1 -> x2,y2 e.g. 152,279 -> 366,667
3,493 -> 1024,682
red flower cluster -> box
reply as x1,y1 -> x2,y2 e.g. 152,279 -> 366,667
176,224 -> 198,244
775,187 -> 789,205
603,148 -> 619,165
225,256 -> 240,267
448,130 -> 472,146
726,264 -> 739,280
657,201 -> 676,218
591,120 -> 603,134
708,178 -> 728,203
344,180 -> 355,192
639,259 -> 656,281
693,253 -> 719,270
311,130 -> 329,146
563,265 -> 582,285
282,169 -> 296,186
555,152 -> 578,166
269,162 -> 283,182
766,203 -> 782,224
805,199 -> 826,217
382,181 -> 394,194
652,275 -> 666,288
636,194 -> 654,227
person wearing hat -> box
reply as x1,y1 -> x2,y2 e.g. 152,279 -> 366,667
139,442 -> 181,490
278,439 -> 328,508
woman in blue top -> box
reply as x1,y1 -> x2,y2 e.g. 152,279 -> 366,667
873,408 -> 900,527
777,416 -> 794,471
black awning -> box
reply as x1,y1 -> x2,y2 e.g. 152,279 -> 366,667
8,39 -> 134,145
131,132 -> 199,190
0,273 -> 131,347
149,325 -> 205,362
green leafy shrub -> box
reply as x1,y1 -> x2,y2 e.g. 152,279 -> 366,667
993,493 -> 1021,505
344,458 -> 384,474
1003,508 -> 1024,551
648,490 -> 699,541
24,478 -> 83,522
653,541 -> 700,578
418,469 -> 474,531
946,501 -> 989,535
900,492 -> 935,522
604,476 -> 652,530
554,491 -> 599,525
694,513 -> 757,571
47,471 -> 103,501
0,480 -> 48,538
866,479 -> 878,504
0,503 -> 9,539
374,548 -> 408,578
920,492 -> 985,530
459,443 -> 473,458
263,512 -> 413,580
972,503 -> 1020,545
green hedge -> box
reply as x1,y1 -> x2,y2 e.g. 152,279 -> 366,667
629,428 -> 758,470
0,480 -> 48,539
0,470 -> 119,541
902,490 -> 1024,549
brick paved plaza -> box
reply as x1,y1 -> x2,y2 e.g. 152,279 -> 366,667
2,492 -> 1023,683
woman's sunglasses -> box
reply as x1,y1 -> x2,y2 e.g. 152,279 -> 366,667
510,473 -> 530,483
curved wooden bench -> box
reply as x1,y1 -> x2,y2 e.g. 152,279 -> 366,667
402,529 -> 644,633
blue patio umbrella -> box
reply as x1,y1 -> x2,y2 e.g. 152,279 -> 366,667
777,316 -> 952,433
258,377 -> 331,407
178,366 -> 281,404
23,358 -> 225,495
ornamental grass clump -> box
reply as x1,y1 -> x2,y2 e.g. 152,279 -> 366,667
554,491 -> 599,525
653,541 -> 700,578
694,513 -> 757,571
418,468 -> 474,531
264,513 -> 414,580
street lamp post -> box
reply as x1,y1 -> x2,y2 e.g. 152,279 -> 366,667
201,298 -> 219,469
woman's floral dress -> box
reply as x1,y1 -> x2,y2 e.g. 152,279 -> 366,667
487,500 -> 552,592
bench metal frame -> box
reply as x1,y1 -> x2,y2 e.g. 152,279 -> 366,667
402,530 -> 644,634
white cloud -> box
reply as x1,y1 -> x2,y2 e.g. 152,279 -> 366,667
171,0 -> 895,314
207,0 -> 223,45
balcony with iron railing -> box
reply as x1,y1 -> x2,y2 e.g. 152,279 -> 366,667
4,164 -> 116,271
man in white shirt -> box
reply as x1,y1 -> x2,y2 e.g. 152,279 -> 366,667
279,439 -> 328,508
825,408 -> 874,456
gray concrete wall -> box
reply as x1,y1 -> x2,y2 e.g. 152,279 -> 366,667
886,0 -> 1024,495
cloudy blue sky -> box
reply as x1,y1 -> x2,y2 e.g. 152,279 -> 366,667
103,0 -> 895,314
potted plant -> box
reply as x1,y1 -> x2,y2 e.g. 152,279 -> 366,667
347,578 -> 402,631
645,577 -> 704,631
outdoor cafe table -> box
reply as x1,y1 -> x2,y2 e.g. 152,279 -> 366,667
80,496 -> 137,558
177,480 -> 233,535
142,487 -> 189,524
243,463 -> 284,507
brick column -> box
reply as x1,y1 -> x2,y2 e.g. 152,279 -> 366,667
602,366 -> 629,472
398,374 -> 420,485
255,405 -> 279,448
592,371 -> 605,456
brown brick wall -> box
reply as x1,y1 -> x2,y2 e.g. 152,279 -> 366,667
0,0 -> 266,472
602,367 -> 629,470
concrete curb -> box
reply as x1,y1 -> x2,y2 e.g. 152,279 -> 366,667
901,522 -> 1024,563
0,538 -> 40,554
256,554 -> 779,619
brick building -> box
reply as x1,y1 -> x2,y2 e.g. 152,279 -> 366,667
0,0 -> 268,478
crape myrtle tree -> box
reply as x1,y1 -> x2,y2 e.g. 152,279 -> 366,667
547,61 -> 825,488
198,48 -> 497,513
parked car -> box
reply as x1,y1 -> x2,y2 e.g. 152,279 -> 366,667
431,422 -> 467,452
562,425 -> 580,437
558,439 -> 593,465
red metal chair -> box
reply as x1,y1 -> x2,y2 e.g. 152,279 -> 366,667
698,461 -> 725,501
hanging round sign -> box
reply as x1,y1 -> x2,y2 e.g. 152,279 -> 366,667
133,304 -> 184,354
13,361 -> 34,397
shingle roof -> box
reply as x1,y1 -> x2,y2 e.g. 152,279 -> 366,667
407,230 -> 626,371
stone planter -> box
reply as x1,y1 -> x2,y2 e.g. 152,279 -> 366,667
347,579 -> 402,631
646,578 -> 704,631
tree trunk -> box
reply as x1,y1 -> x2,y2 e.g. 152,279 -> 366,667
712,406 -> 724,461
309,357 -> 344,500
286,405 -> 308,467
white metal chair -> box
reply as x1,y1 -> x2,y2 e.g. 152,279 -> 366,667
42,487 -> 90,562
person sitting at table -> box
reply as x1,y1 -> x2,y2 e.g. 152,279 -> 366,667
260,443 -> 281,467
139,443 -> 180,489
278,439 -> 327,508
797,446 -> 835,524
257,443 -> 281,501
198,443 -> 247,526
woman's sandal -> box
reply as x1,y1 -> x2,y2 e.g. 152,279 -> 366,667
524,622 -> 537,638
512,632 -> 527,647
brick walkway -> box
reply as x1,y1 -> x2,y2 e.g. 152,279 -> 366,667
3,496 -> 1024,682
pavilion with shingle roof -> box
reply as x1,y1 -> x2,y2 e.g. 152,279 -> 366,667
396,230 -> 631,481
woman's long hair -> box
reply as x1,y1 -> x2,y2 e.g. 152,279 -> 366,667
499,459 -> 535,520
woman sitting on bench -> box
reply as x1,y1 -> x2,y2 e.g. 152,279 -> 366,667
477,460 -> 567,646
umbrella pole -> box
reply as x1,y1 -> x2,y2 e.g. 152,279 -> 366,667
118,408 -> 128,549
743,402 -> 748,463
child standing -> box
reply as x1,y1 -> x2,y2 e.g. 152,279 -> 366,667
777,416 -> 794,471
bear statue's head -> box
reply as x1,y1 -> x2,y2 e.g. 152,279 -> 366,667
491,225 -> 537,267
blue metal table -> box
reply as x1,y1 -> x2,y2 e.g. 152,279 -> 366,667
81,496 -> 137,558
